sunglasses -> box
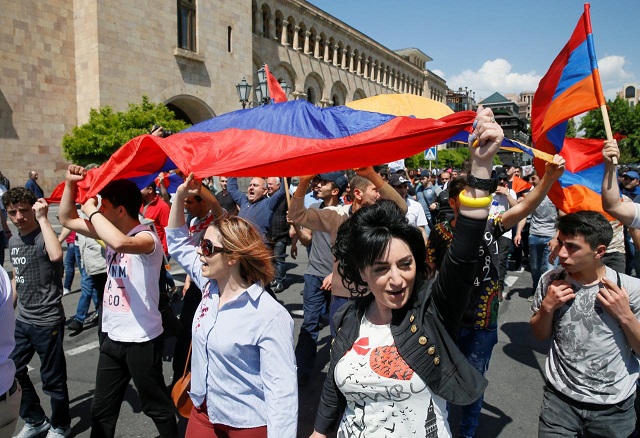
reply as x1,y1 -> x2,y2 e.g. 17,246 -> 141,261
200,239 -> 227,257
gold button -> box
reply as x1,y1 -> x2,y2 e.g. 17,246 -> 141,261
410,324 -> 417,333
427,346 -> 436,355
409,314 -> 415,322
433,355 -> 441,366
418,336 -> 428,345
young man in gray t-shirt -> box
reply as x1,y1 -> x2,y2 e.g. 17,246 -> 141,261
530,210 -> 640,437
3,187 -> 71,438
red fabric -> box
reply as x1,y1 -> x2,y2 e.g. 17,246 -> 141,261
141,195 -> 170,255
264,64 -> 287,104
511,176 -> 532,194
560,138 -> 604,173
186,401 -> 267,438
155,172 -> 170,189
48,110 -> 476,204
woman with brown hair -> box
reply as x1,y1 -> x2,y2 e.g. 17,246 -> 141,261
167,174 -> 297,438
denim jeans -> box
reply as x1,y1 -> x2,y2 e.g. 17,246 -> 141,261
91,336 -> 178,438
295,274 -> 329,376
329,295 -> 349,338
63,243 -> 80,290
538,384 -> 635,437
529,234 -> 554,292
10,318 -> 70,429
73,268 -> 101,323
272,240 -> 287,284
456,327 -> 498,438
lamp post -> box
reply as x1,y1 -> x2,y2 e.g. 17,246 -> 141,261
236,78 -> 252,109
236,65 -> 292,108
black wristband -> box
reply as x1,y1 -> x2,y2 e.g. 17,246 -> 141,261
89,211 -> 101,223
467,174 -> 498,193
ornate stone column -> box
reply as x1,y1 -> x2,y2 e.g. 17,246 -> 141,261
341,49 -> 347,69
356,55 -> 362,76
314,36 -> 321,58
323,43 -> 331,62
280,22 -> 288,46
303,30 -> 310,53
293,26 -> 300,50
349,53 -> 355,73
333,46 -> 339,65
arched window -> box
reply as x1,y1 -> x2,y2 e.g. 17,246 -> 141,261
261,4 -> 271,39
307,88 -> 316,104
626,86 -> 636,99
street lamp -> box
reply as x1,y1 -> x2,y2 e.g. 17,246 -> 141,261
236,65 -> 292,108
236,78 -> 252,109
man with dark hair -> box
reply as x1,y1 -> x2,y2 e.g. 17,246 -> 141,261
290,171 -> 347,385
25,171 -> 44,199
59,168 -> 178,438
289,167 -> 408,345
427,157 -> 565,438
3,187 -> 70,438
214,176 -> 239,216
530,210 -> 640,437
267,177 -> 290,293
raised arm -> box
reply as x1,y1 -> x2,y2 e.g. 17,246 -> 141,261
226,177 -> 248,208
59,165 -> 99,239
602,140 -> 637,226
432,107 -> 502,331
502,155 -> 565,229
33,199 -> 63,262
354,167 -> 408,215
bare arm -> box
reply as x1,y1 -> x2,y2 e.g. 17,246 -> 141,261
602,140 -> 636,225
58,226 -> 71,244
198,182 -> 225,219
59,165 -> 100,239
502,156 -> 565,229
33,199 -> 63,262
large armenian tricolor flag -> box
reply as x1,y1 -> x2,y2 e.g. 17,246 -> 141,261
531,3 -> 608,214
50,101 -> 477,203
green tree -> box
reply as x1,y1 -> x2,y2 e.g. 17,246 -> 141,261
62,96 -> 190,165
565,118 -> 577,138
579,96 -> 640,163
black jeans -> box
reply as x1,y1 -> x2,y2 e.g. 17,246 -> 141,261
10,318 -> 70,429
90,336 -> 178,438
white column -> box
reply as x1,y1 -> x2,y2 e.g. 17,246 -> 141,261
323,43 -> 331,62
314,36 -> 321,58
341,49 -> 347,69
293,26 -> 300,50
280,23 -> 288,46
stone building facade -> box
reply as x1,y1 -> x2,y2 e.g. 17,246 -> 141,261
1,0 -> 443,193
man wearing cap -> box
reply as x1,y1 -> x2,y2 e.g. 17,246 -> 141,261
389,173 -> 429,243
491,171 -> 519,293
416,170 -> 438,228
290,171 -> 347,386
620,170 -> 640,202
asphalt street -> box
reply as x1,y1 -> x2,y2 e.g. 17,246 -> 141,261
3,205 -> 549,437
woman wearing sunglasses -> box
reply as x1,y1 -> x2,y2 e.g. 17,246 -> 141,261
310,108 -> 503,438
166,174 -> 297,438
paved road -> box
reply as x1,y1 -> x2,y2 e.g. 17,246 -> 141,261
4,206 -> 549,437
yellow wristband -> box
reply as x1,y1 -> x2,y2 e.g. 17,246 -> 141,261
458,190 -> 492,208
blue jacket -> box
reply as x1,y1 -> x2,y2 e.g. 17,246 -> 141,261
227,178 -> 285,239
25,179 -> 44,199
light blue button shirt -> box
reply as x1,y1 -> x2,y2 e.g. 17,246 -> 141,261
167,225 -> 297,437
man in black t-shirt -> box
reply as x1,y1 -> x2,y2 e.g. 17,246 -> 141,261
214,176 -> 239,216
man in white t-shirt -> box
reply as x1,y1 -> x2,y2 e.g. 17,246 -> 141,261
59,167 -> 178,438
490,172 -> 518,293
389,174 -> 429,243
530,210 -> 640,437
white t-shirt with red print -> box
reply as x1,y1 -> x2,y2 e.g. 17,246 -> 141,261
335,315 -> 451,437
102,224 -> 164,342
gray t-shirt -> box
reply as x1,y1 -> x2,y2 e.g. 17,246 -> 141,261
532,266 -> 640,404
305,202 -> 333,278
9,227 -> 64,325
529,195 -> 557,238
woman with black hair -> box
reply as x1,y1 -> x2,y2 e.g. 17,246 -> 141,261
310,108 -> 504,438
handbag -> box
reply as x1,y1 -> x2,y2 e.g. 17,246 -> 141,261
171,344 -> 193,418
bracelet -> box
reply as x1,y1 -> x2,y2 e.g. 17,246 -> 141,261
89,211 -> 102,223
458,190 -> 492,208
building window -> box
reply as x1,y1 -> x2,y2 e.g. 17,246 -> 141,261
178,0 -> 196,52
625,86 -> 636,99
227,26 -> 232,53
307,88 -> 315,105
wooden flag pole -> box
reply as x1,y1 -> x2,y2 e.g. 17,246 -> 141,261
600,104 -> 617,165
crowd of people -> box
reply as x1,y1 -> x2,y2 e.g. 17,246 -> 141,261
1,108 -> 640,438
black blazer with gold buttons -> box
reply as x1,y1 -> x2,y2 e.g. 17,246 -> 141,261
314,214 -> 489,435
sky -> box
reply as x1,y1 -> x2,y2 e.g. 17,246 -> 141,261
307,0 -> 638,102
